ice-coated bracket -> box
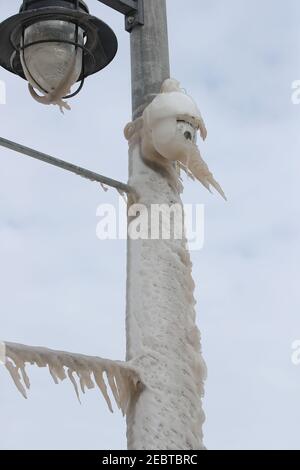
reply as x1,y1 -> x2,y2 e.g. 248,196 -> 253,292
96,0 -> 144,32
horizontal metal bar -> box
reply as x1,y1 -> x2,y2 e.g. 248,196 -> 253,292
0,136 -> 132,194
96,0 -> 137,15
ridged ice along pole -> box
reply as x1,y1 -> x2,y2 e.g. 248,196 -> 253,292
125,0 -> 206,450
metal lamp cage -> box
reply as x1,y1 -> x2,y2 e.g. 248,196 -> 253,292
0,0 -> 118,99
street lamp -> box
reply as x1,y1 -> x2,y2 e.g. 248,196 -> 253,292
0,0 -> 119,104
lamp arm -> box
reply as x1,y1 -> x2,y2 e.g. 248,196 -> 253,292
95,0 -> 144,31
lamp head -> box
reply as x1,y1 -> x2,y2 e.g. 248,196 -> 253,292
0,0 -> 118,104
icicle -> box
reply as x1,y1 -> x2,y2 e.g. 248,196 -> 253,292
114,369 -> 129,416
98,183 -> 129,201
51,363 -> 67,382
106,370 -> 121,410
20,366 -> 30,390
5,360 -> 28,399
68,368 -> 81,403
79,369 -> 94,393
48,365 -> 60,384
183,143 -> 226,200
177,162 -> 195,181
94,370 -> 113,413
100,183 -> 109,192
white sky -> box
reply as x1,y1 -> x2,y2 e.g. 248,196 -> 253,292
0,0 -> 299,450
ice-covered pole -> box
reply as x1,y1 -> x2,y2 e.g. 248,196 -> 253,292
126,0 -> 206,450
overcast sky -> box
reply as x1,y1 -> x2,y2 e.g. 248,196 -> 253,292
0,0 -> 299,450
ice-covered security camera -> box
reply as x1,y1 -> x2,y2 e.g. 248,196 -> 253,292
125,78 -> 226,200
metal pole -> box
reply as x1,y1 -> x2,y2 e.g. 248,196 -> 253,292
126,0 -> 206,450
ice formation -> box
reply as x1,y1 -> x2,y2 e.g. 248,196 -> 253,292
3,342 -> 140,415
125,171 -> 207,448
124,83 -> 208,449
20,47 -> 76,113
125,78 -> 226,199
